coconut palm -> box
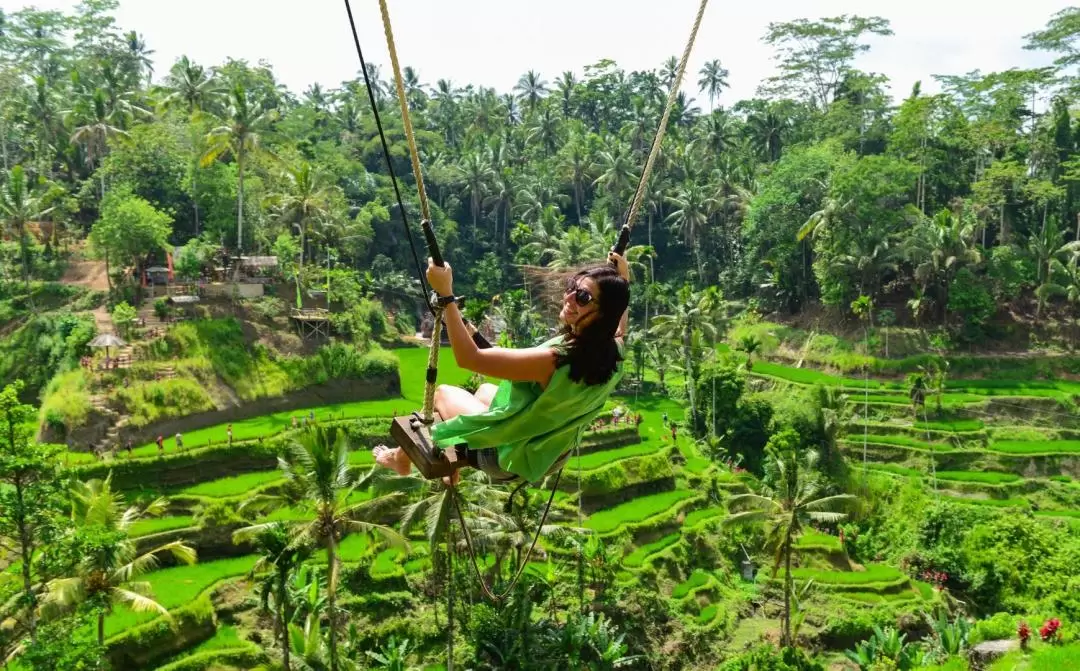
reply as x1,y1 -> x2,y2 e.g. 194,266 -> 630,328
725,447 -> 854,647
234,522 -> 310,671
42,476 -> 196,646
69,88 -> 129,198
269,161 -> 339,268
698,59 -> 730,109
593,145 -> 638,207
659,56 -> 680,90
747,108 -> 788,162
666,181 -> 716,280
514,70 -> 549,112
122,30 -> 155,86
243,425 -> 405,671
906,209 -> 982,326
201,83 -> 276,254
650,285 -> 725,424
456,151 -> 495,228
0,165 -> 53,288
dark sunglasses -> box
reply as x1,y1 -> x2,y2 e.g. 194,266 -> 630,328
564,278 -> 594,307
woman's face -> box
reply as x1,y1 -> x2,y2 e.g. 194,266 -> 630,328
560,276 -> 602,330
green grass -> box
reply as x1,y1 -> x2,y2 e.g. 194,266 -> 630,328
683,507 -> 724,529
188,624 -> 247,654
575,442 -> 658,470
989,641 -> 1080,670
175,470 -> 283,498
115,347 -> 475,456
789,563 -> 905,586
839,590 -> 919,605
103,555 -> 259,638
992,440 -> 1080,455
583,490 -> 697,534
696,604 -> 719,625
672,569 -> 712,599
854,433 -> 947,450
128,515 -> 196,538
867,463 -> 925,479
1034,509 -> 1080,519
622,533 -> 680,568
914,580 -> 936,600
915,418 -> 985,432
795,530 -> 842,552
941,495 -> 1029,508
936,470 -> 1021,485
1050,475 -> 1073,483
751,361 -> 886,390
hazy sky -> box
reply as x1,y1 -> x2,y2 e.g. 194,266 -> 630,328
0,0 -> 1067,106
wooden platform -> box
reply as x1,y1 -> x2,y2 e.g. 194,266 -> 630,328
290,308 -> 331,339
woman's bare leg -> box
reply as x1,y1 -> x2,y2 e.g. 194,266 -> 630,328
374,384 -> 490,476
434,384 -> 490,421
473,383 -> 499,408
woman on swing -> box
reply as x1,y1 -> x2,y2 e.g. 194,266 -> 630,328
374,252 -> 631,485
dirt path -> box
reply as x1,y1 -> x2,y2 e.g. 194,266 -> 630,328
60,248 -> 109,291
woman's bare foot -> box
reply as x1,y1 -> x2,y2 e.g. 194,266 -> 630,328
373,444 -> 412,476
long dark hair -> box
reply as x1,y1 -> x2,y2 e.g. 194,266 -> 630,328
556,265 -> 630,385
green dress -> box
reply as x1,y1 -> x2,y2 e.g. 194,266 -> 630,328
431,336 -> 623,483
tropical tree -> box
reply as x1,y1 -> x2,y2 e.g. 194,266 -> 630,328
0,166 -> 53,288
666,181 -> 716,281
69,88 -> 131,198
0,382 -> 65,642
42,476 -> 196,646
243,426 -> 405,671
906,209 -> 982,326
725,438 -> 855,646
269,161 -> 338,269
514,70 -> 549,112
201,83 -> 276,254
650,285 -> 727,428
456,151 -> 495,228
698,59 -> 730,109
159,55 -> 223,236
233,522 -> 310,671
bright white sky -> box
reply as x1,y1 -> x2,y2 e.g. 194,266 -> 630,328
0,0 -> 1067,107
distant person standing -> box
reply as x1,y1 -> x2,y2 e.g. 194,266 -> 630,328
175,432 -> 184,451
156,435 -> 164,456
125,439 -> 133,457
670,423 -> 677,444
291,416 -> 298,429
227,424 -> 233,446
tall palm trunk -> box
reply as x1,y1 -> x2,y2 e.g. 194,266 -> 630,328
236,143 -> 246,259
17,222 -> 30,290
326,537 -> 339,671
447,529 -> 455,671
783,532 -> 793,647
279,571 -> 291,671
15,479 -> 37,640
192,157 -> 201,238
683,331 -> 696,424
98,611 -> 105,646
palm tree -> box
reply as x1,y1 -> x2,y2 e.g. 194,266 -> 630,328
1039,255 -> 1080,347
698,59 -> 730,109
554,70 -> 577,115
725,446 -> 854,646
593,145 -> 638,209
514,70 -> 549,112
906,209 -> 982,326
244,425 -> 405,671
202,83 -> 276,255
160,56 -> 223,236
270,161 -> 338,269
737,334 -> 762,370
558,131 -> 594,223
122,30 -> 155,86
747,108 -> 788,162
650,285 -> 725,426
69,88 -> 128,199
666,181 -> 716,281
43,476 -> 196,646
0,166 -> 53,289
456,151 -> 495,229
659,56 -> 679,90
545,226 -> 599,269
234,522 -> 310,671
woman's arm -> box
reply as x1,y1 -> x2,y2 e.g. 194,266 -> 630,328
442,302 -> 556,385
427,258 -> 556,385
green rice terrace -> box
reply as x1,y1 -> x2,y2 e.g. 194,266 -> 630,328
9,2 -> 1080,669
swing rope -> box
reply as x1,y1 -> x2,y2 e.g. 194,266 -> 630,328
623,0 -> 710,234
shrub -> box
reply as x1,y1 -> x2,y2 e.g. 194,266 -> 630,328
947,268 -> 995,342
154,297 -> 170,320
112,300 -> 138,337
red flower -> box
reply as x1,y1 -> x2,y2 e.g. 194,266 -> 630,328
1018,621 -> 1032,648
1039,618 -> 1061,643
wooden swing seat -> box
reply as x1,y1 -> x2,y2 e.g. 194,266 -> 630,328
389,412 -> 462,479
